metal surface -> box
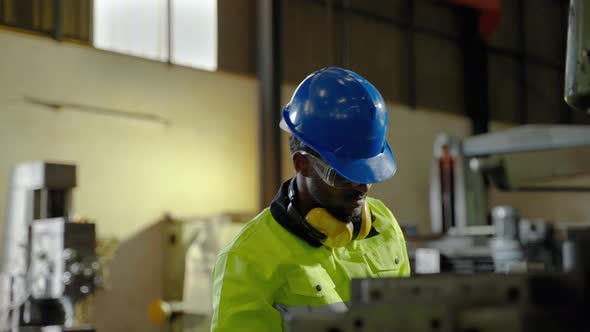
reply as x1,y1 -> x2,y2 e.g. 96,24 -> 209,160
462,125 -> 590,157
284,273 -> 586,331
53,0 -> 63,41
407,0 -> 416,109
411,234 -> 495,274
257,0 -> 282,209
491,206 -> 519,239
517,0 -> 528,124
284,302 -> 453,332
565,0 -> 590,113
339,0 -> 351,67
490,206 -> 524,273
462,125 -> 590,191
562,227 -> 590,273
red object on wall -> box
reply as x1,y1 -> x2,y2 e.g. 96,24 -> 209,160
442,0 -> 502,40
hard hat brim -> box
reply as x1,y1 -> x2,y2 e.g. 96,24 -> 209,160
279,118 -> 291,133
321,141 -> 397,184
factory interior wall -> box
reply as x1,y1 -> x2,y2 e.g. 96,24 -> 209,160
0,28 -> 260,247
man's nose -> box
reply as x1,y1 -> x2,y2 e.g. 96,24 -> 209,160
353,183 -> 371,193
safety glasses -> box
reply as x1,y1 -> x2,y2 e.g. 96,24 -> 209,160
299,151 -> 361,189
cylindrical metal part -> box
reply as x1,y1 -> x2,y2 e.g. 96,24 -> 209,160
562,240 -> 576,273
562,228 -> 590,273
491,206 -> 519,240
490,206 -> 523,273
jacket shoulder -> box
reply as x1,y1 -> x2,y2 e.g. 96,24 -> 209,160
366,197 -> 395,221
366,197 -> 405,237
219,208 -> 296,264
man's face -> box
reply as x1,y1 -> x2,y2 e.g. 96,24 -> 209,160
302,153 -> 372,221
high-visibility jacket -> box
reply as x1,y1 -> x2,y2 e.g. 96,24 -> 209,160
210,197 -> 410,331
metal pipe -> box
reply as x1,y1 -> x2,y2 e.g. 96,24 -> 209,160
167,0 -> 173,64
517,0 -> 527,124
53,0 -> 62,40
340,0 -> 351,67
257,0 -> 282,209
407,0 -> 417,109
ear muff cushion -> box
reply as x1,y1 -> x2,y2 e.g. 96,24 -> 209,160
355,201 -> 372,241
305,208 -> 353,248
287,202 -> 327,243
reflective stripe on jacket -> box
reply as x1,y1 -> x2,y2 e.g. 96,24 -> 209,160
210,197 -> 410,331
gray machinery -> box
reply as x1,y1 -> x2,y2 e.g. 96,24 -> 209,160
565,0 -> 590,114
0,162 -> 98,332
282,270 -> 588,331
424,125 -> 590,274
430,124 -> 590,233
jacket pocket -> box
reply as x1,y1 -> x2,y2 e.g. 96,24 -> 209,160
364,239 -> 404,277
286,264 -> 336,297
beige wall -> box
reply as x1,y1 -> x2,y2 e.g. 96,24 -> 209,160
0,29 -> 259,245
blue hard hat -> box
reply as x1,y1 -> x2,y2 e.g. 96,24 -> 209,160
280,67 -> 397,184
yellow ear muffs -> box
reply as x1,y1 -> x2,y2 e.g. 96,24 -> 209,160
305,201 -> 372,248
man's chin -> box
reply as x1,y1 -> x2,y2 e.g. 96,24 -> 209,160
348,198 -> 365,213
327,203 -> 363,222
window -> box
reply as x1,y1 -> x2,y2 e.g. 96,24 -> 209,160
171,0 -> 217,71
93,0 -> 217,71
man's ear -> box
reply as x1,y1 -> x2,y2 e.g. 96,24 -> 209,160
292,152 -> 313,177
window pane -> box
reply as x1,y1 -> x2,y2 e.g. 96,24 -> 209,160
93,0 -> 168,61
171,0 -> 217,71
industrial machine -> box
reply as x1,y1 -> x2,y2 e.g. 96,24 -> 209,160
430,124 -> 590,233
423,125 -> 590,274
282,269 -> 588,331
0,162 -> 100,332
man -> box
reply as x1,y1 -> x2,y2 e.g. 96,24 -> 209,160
210,67 -> 410,331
